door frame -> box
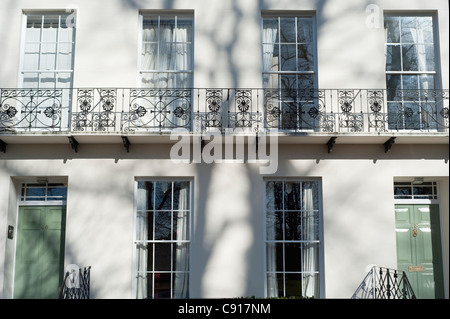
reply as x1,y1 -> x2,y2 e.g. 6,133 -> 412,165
394,180 -> 445,299
12,181 -> 68,299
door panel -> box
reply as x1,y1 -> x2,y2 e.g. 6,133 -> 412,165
14,206 -> 66,299
395,204 -> 444,299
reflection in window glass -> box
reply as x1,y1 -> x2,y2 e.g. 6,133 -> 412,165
21,183 -> 67,201
394,181 -> 438,200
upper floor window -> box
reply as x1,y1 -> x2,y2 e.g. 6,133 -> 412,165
262,15 -> 317,130
21,13 -> 76,89
140,13 -> 193,89
384,14 -> 439,130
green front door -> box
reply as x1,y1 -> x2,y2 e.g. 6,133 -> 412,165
14,206 -> 66,299
395,204 -> 444,299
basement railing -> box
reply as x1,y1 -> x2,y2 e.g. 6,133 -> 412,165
351,266 -> 416,299
1,88 -> 448,134
59,265 -> 91,299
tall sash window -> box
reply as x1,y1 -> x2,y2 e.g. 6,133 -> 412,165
135,180 -> 190,299
266,180 -> 322,298
19,13 -> 75,130
137,13 -> 193,131
262,15 -> 317,130
384,15 -> 439,130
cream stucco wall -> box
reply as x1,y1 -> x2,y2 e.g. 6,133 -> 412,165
1,143 -> 448,298
1,0 -> 449,299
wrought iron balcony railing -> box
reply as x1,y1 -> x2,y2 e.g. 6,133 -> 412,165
1,88 -> 448,134
59,265 -> 91,299
351,266 -> 416,299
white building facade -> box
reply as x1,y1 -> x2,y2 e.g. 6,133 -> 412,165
0,0 -> 448,299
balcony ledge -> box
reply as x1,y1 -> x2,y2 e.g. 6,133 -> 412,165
0,130 -> 447,146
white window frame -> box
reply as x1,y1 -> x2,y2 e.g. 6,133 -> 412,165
264,178 -> 324,299
132,178 -> 193,299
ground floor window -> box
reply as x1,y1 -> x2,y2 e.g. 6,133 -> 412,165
265,180 -> 321,298
134,180 -> 190,299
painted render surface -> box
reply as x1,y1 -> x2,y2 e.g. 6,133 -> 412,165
0,0 -> 448,299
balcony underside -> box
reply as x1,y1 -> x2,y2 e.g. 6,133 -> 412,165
0,131 -> 447,145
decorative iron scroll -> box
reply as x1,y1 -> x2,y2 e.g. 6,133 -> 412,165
0,89 -> 63,131
337,90 -> 363,132
228,89 -> 260,131
122,89 -> 192,132
263,89 -> 334,132
72,89 -> 116,131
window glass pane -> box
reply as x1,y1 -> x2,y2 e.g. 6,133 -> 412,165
285,273 -> 302,297
263,18 -> 279,43
40,43 -> 57,70
155,211 -> 171,240
386,74 -> 401,99
298,74 -> 315,91
297,18 -> 313,44
154,243 -> 171,271
266,211 -> 283,240
176,17 -> 193,42
26,186 -> 46,199
422,44 -> 435,71
285,211 -> 301,240
385,16 -> 400,43
136,211 -> 152,240
280,44 -> 296,71
280,74 -> 297,95
143,17 -> 159,42
419,74 -> 435,90
280,17 -> 296,43
402,44 -> 418,71
402,74 -> 418,90
47,185 -> 67,200
266,243 -> 284,272
141,43 -> 158,70
173,211 -> 189,240
386,45 -> 401,71
23,43 -> 40,70
303,211 -> 319,241
25,17 -> 42,42
173,181 -> 190,210
284,182 -> 301,210
136,243 -> 153,271
266,181 -> 283,210
154,273 -> 171,298
41,17 -> 59,42
154,181 -> 172,210
401,16 -> 417,44
285,243 -> 301,271
137,181 -> 154,210
297,44 -> 314,71
57,43 -> 74,70
302,181 -> 319,210
173,272 -> 189,298
417,16 -> 434,43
